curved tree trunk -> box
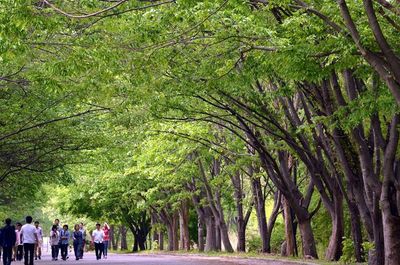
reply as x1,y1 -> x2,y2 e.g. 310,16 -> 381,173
325,196 -> 344,261
219,222 -> 233,252
298,218 -> 318,259
251,175 -> 270,253
197,157 -> 233,252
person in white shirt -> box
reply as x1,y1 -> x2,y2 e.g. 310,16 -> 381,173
13,223 -> 23,261
20,216 -> 38,265
33,221 -> 42,260
91,224 -> 104,260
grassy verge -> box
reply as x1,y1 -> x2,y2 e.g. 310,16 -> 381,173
110,249 -> 365,265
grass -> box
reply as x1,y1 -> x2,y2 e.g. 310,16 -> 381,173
110,249 -> 366,265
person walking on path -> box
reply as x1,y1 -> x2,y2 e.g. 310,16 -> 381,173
49,225 -> 59,261
21,216 -> 38,265
1,218 -> 16,265
72,224 -> 83,260
53,219 -> 62,260
60,225 -> 70,261
102,223 -> 110,259
78,223 -> 86,259
33,221 -> 42,260
91,224 -> 104,260
14,223 -> 23,261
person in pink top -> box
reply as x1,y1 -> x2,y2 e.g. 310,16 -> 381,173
102,223 -> 110,259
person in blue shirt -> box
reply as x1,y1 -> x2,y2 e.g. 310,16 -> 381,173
72,224 -> 83,260
59,225 -> 70,261
1,218 -> 16,265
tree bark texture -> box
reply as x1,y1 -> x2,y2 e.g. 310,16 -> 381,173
120,225 -> 128,250
179,200 -> 190,251
283,196 -> 296,256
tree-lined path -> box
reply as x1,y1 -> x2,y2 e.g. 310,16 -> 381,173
37,253 -> 312,265
1,1 -> 400,265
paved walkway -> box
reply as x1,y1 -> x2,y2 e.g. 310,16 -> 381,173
26,253 -> 314,265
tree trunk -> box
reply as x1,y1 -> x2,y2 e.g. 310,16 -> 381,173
151,213 -> 158,242
198,220 -> 205,252
215,224 -> 221,251
109,225 -> 114,250
236,217 -> 246,252
251,175 -> 270,253
283,197 -> 295,256
166,213 -> 179,251
298,218 -> 318,259
167,224 -> 175,251
173,212 -> 179,251
325,196 -> 344,261
205,216 -> 217,251
381,181 -> 400,265
381,207 -> 400,265
179,200 -> 190,251
230,171 -> 246,252
348,198 -> 364,262
132,233 -> 139,252
114,226 -> 121,250
219,222 -> 233,253
148,232 -> 152,250
197,157 -> 233,252
120,225 -> 128,250
159,231 -> 164,251
137,230 -> 147,251
370,196 -> 384,265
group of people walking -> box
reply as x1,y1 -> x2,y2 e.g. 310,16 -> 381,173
0,216 -> 110,265
0,216 -> 42,265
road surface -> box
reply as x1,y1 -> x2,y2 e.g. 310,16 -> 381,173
33,253 -> 314,265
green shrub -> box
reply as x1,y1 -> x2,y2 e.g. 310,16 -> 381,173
152,240 -> 160,251
340,237 -> 355,264
270,222 -> 285,253
362,241 -> 374,262
246,236 -> 262,252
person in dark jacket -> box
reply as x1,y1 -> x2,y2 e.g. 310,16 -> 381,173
1,218 -> 16,265
72,224 -> 83,260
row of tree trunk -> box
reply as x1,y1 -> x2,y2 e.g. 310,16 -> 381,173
107,225 -> 128,251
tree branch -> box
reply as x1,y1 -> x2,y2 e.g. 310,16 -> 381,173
43,0 -> 130,19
